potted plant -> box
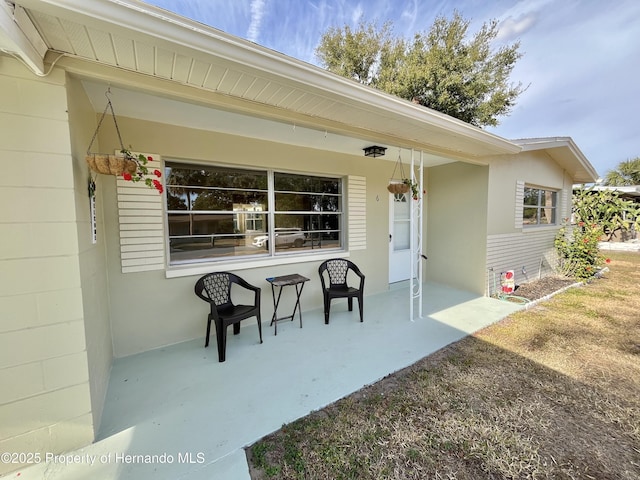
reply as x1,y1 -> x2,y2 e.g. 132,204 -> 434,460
120,149 -> 164,194
387,180 -> 410,194
84,92 -> 163,193
403,178 -> 419,200
387,152 -> 419,199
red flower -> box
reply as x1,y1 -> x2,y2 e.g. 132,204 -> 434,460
147,156 -> 153,161
605,258 -> 611,264
123,172 -> 132,181
578,221 -> 585,227
154,169 -> 162,178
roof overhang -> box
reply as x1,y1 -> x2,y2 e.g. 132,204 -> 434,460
512,137 -> 599,184
591,185 -> 640,199
4,0 -> 522,164
0,2 -> 47,74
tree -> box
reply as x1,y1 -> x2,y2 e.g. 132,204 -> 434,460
572,186 -> 640,240
603,157 -> 640,186
555,186 -> 639,278
315,12 -> 525,127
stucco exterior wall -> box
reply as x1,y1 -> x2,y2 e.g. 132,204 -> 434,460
66,74 -> 114,437
487,150 -> 570,235
0,59 -> 93,475
425,162 -> 489,294
93,115 -> 393,357
485,151 -> 574,294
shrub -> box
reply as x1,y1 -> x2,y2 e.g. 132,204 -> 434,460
554,221 -> 609,279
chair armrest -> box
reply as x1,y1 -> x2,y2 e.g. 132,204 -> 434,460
234,276 -> 260,294
233,276 -> 261,307
350,265 -> 365,288
194,278 -> 209,302
318,267 -> 328,292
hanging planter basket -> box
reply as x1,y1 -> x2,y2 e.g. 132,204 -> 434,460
83,89 -> 163,194
387,152 -> 411,194
85,91 -> 138,176
86,154 -> 137,176
387,180 -> 410,194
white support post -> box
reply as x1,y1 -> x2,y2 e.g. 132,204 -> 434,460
409,150 -> 424,320
418,151 -> 424,318
409,149 -> 424,321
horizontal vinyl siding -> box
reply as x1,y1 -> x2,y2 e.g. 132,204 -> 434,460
486,229 -> 559,296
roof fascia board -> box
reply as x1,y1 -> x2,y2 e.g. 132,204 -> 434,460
18,0 -> 520,156
0,2 -> 47,74
515,137 -> 598,183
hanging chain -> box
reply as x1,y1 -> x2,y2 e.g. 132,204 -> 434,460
390,151 -> 406,180
86,90 -> 126,155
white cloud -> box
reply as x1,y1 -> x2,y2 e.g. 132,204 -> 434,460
351,3 -> 364,25
247,0 -> 267,42
142,0 -> 640,175
496,13 -> 537,41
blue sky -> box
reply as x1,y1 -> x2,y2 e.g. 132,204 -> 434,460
144,0 -> 640,178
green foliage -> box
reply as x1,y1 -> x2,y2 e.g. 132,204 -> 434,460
315,21 -> 400,85
315,12 -> 525,127
554,221 -> 608,279
402,178 -> 420,200
573,186 -> 640,240
556,185 -> 637,278
603,157 -> 640,186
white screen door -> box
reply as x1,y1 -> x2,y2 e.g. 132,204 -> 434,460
389,192 -> 411,283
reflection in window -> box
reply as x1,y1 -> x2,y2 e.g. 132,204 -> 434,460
165,163 -> 343,264
523,187 -> 557,226
273,172 -> 342,252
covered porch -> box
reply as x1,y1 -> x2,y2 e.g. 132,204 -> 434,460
16,282 -> 522,480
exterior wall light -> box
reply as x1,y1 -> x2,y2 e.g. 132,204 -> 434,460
363,145 -> 387,158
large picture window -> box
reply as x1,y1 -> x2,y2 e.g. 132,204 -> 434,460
165,162 -> 343,264
523,186 -> 557,226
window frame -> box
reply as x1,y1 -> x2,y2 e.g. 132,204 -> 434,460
522,185 -> 558,227
163,160 -> 345,268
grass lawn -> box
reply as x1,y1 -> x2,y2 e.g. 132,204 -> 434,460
247,251 -> 640,479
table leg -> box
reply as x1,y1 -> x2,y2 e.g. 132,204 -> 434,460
270,283 -> 285,336
291,282 -> 306,328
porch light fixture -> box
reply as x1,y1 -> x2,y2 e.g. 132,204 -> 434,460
363,145 -> 387,158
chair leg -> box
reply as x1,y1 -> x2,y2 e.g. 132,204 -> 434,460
256,313 -> 263,344
205,316 -> 212,347
358,295 -> 364,322
233,322 -> 241,335
348,297 -> 353,311
215,321 -> 227,362
324,297 -> 330,324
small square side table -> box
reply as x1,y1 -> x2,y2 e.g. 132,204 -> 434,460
267,274 -> 310,335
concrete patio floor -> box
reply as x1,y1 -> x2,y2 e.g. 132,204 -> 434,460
13,282 -> 522,480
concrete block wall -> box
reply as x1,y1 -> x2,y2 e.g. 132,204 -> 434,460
0,57 -> 93,475
66,74 -> 114,437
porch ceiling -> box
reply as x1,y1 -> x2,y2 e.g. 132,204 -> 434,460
8,0 -> 521,164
